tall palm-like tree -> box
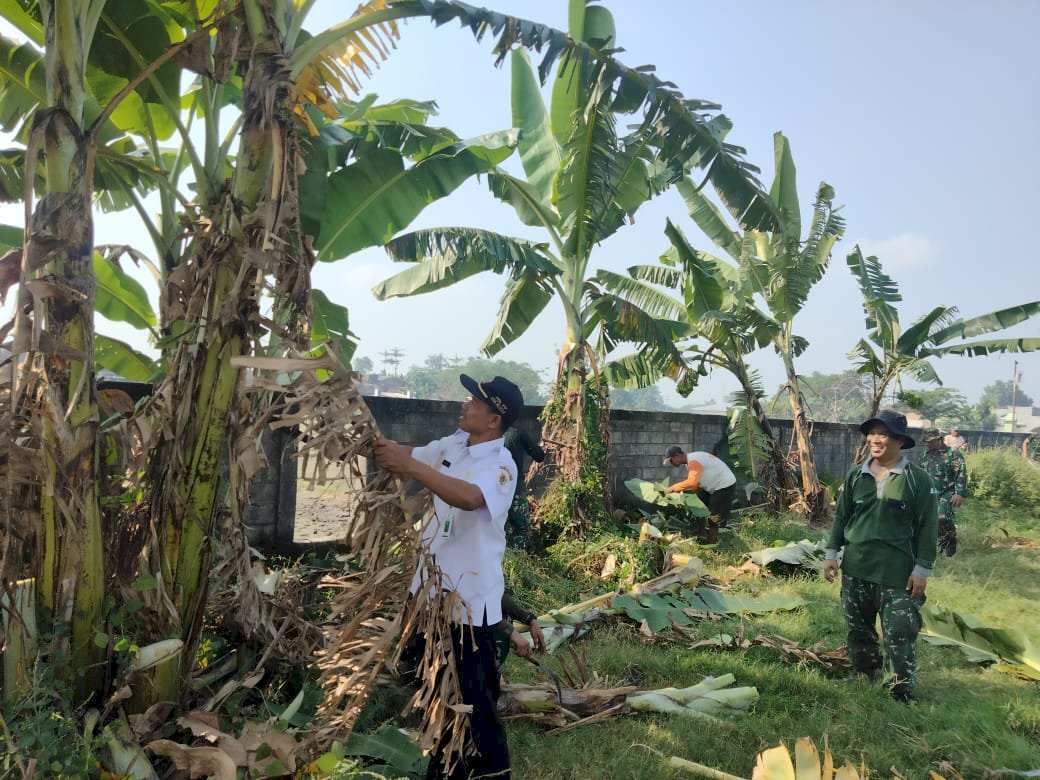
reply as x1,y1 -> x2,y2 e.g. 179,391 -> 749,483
682,134 -> 843,520
373,0 -> 777,531
598,133 -> 842,519
847,245 -> 1040,419
0,1 -> 781,756
0,0 -> 435,706
591,218 -> 795,506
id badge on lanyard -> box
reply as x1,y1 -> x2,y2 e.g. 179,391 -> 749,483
439,507 -> 458,538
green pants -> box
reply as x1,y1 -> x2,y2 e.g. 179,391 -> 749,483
936,497 -> 958,555
506,493 -> 531,550
841,574 -> 924,699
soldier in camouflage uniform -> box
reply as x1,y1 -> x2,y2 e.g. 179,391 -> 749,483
1023,426 -> 1040,464
919,427 -> 967,556
824,410 -> 938,703
503,427 -> 545,549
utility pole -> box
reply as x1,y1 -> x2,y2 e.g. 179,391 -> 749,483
380,347 -> 406,377
1010,360 -> 1019,433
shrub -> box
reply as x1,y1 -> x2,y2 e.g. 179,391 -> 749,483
546,533 -> 660,591
966,447 -> 1040,508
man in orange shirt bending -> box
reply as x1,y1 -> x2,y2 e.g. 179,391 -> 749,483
662,446 -> 737,544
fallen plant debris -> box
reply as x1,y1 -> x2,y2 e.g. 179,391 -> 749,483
747,539 -> 828,574
720,559 -> 768,583
669,736 -> 865,779
511,561 -> 806,651
673,631 -> 850,671
983,527 -> 1039,550
752,635 -> 850,671
498,672 -> 758,732
920,605 -> 1040,681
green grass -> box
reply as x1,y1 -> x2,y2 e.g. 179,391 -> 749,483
350,499 -> 1040,779
496,500 -> 1040,779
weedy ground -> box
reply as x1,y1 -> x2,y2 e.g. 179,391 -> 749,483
357,499 -> 1040,779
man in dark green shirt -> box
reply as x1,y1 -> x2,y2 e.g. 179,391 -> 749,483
824,410 -> 938,703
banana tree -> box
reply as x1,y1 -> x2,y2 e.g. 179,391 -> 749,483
599,135 -> 840,522
847,245 -> 1040,419
682,134 -> 844,526
0,0 -> 454,708
590,218 -> 795,507
1,0 -> 108,694
373,0 -> 778,532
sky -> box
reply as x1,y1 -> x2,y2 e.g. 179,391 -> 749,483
2,1 -> 1038,410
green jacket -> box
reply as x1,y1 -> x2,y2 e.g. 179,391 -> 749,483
827,458 -> 938,588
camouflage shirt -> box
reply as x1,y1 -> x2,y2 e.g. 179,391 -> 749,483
919,445 -> 968,500
1027,436 -> 1040,463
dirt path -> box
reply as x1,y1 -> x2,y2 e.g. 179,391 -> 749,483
293,482 -> 354,542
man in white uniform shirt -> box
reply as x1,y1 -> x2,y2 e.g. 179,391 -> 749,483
374,374 -> 522,779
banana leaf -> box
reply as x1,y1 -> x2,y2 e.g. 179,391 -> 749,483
682,588 -> 805,616
747,539 -> 827,573
610,591 -> 696,633
920,605 -> 1040,681
610,587 -> 804,634
342,723 -> 426,776
624,478 -> 709,517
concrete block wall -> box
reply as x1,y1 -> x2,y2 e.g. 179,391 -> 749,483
244,395 -> 1029,545
244,425 -> 298,545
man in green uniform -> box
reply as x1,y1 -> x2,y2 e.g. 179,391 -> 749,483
502,428 -> 545,549
824,410 -> 938,703
919,427 -> 967,556
1023,426 -> 1040,464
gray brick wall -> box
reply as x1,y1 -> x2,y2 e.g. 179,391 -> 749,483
245,396 -> 1029,545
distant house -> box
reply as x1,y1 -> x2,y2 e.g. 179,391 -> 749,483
903,410 -> 928,430
992,405 -> 1040,433
357,373 -> 411,398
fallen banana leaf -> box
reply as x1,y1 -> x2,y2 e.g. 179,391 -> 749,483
610,587 -> 804,636
681,588 -> 806,616
500,673 -> 755,729
747,540 -> 827,572
920,605 -> 1040,680
342,723 -> 426,777
516,561 -> 706,651
611,591 -> 698,633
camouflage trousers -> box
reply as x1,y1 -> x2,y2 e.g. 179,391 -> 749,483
937,498 -> 958,555
505,493 -> 531,550
841,574 -> 924,699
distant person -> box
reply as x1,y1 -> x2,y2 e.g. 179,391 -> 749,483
919,428 -> 968,556
1023,426 -> 1040,464
823,410 -> 937,704
662,446 -> 737,544
502,427 -> 545,549
943,427 -> 968,451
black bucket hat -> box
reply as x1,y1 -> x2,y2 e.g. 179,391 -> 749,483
859,409 -> 915,449
460,374 -> 524,428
